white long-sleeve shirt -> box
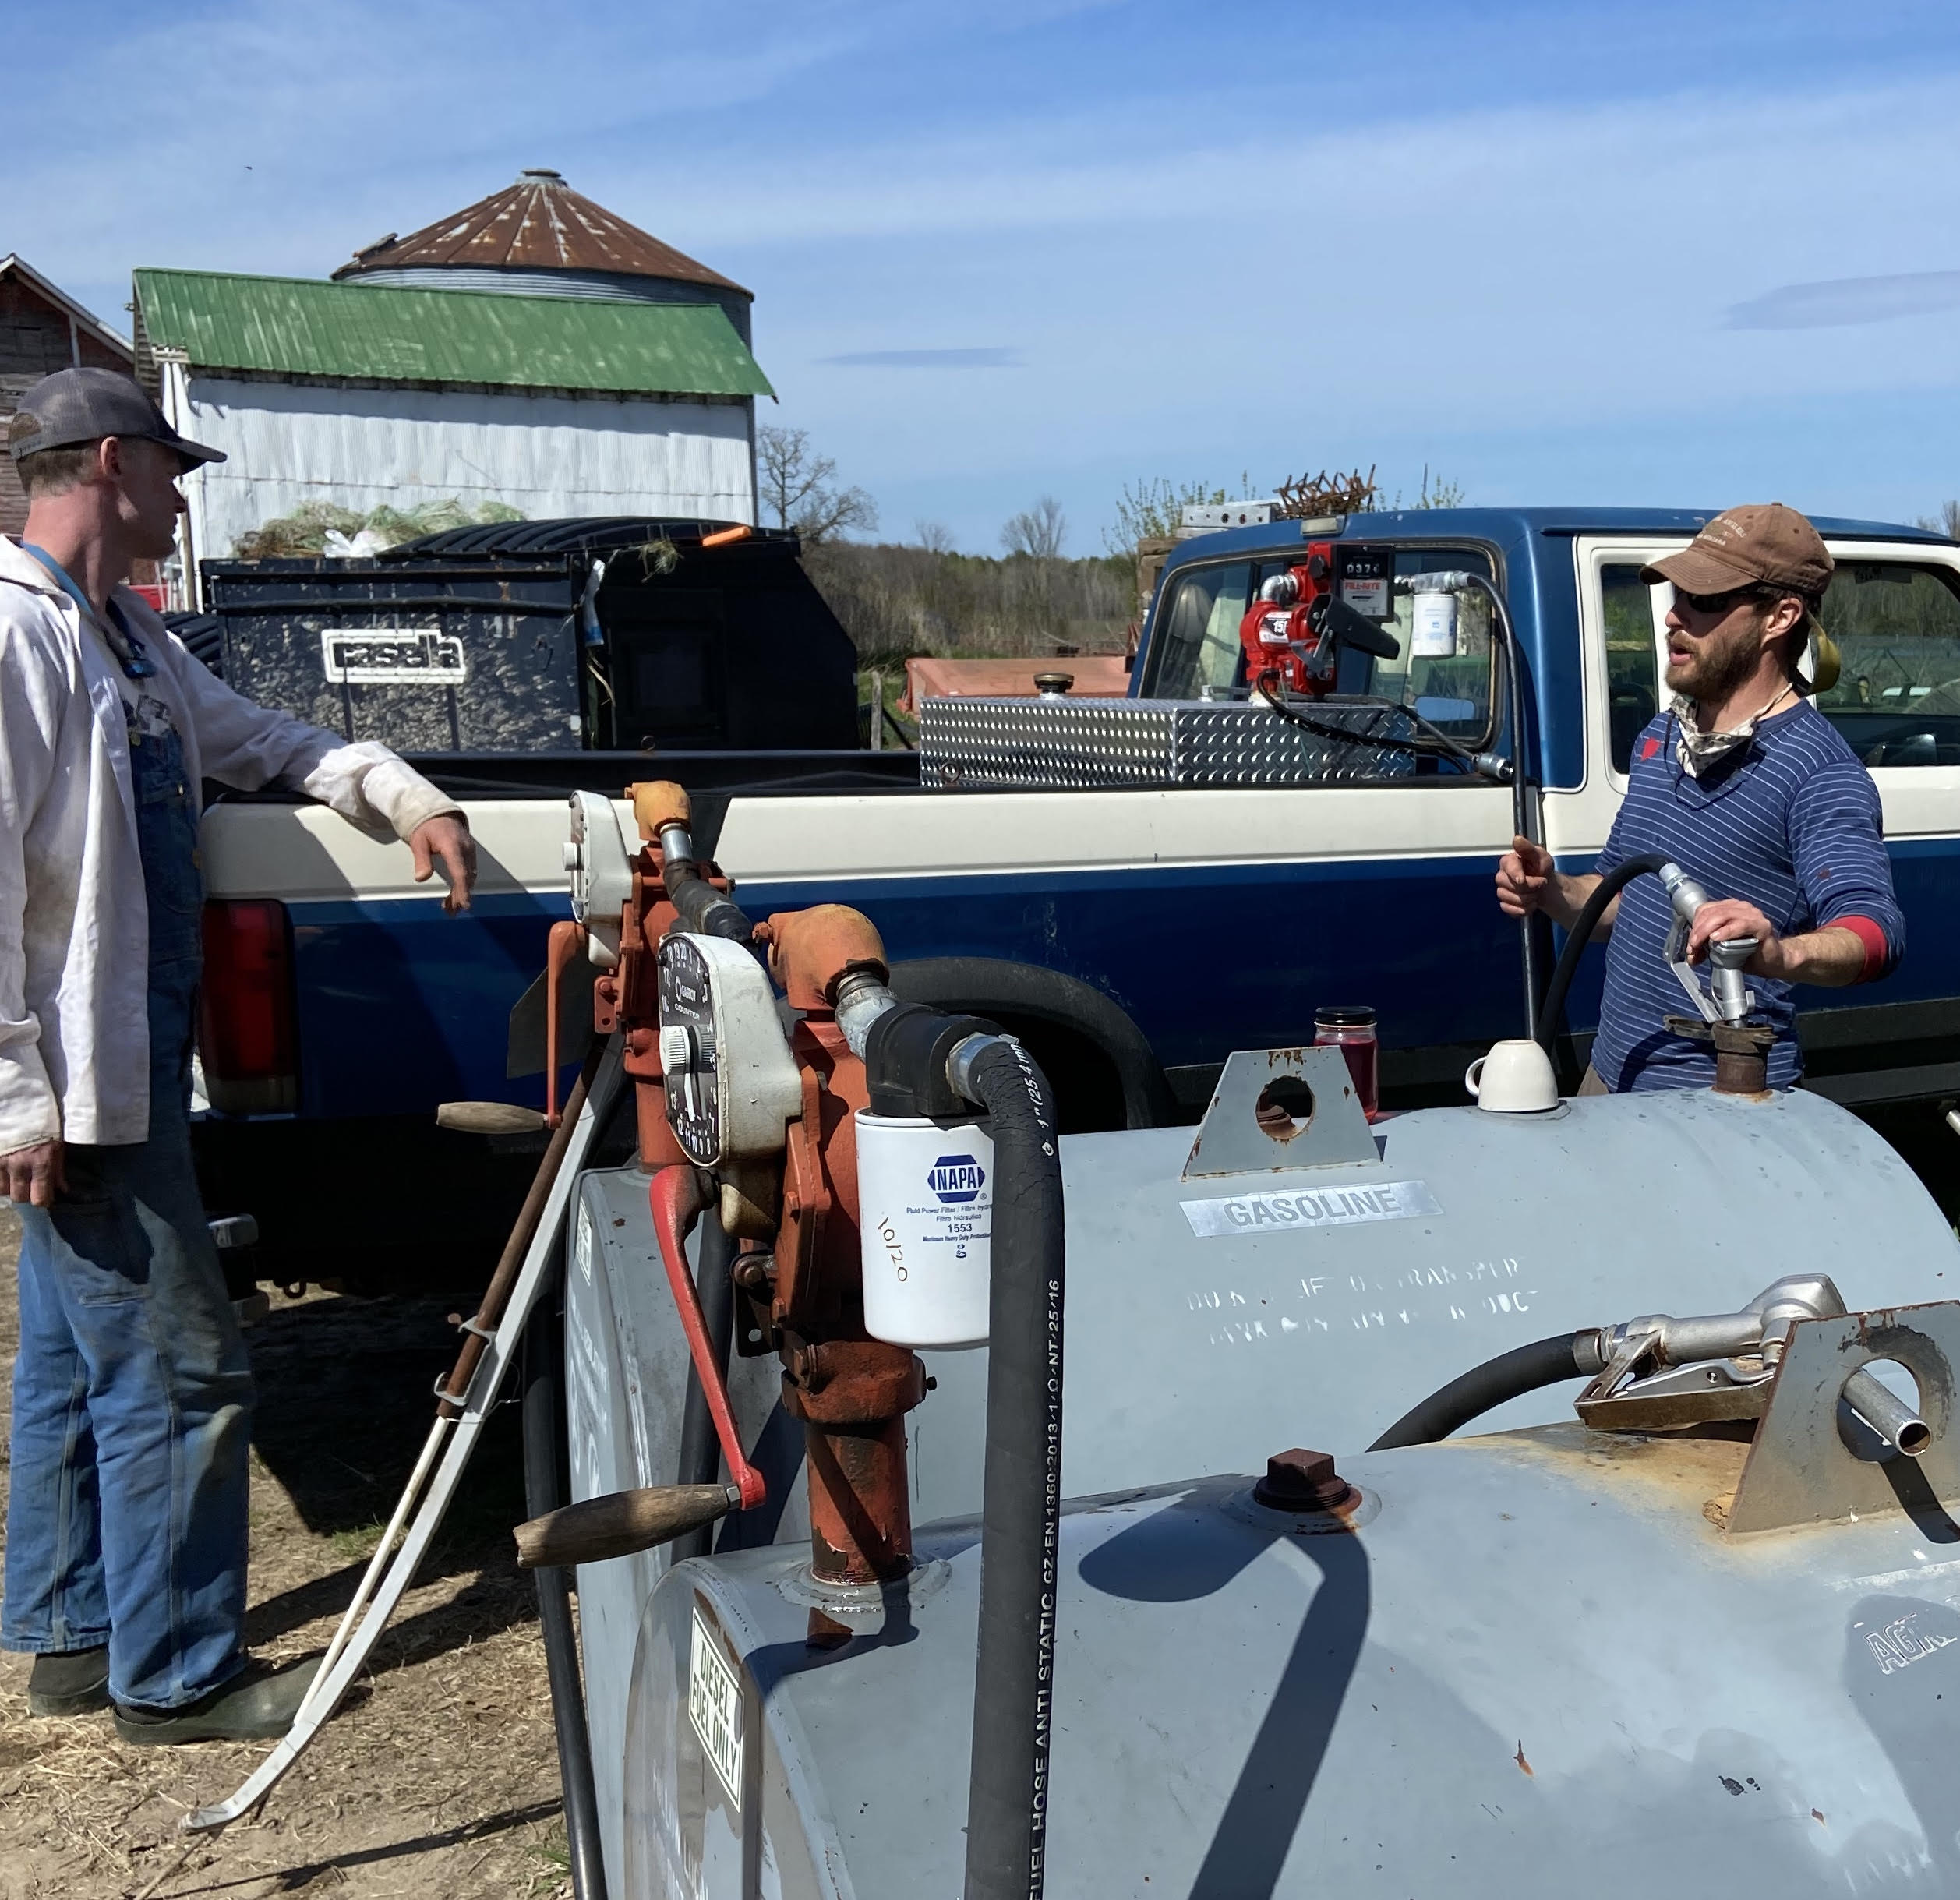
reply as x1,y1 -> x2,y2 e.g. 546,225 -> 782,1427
0,536 -> 461,1151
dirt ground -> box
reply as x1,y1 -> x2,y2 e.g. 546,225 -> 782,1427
0,1207 -> 573,1900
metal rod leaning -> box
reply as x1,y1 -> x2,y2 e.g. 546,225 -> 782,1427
182,1039 -> 623,1833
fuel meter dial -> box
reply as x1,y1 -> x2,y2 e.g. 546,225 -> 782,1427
656,933 -> 802,1167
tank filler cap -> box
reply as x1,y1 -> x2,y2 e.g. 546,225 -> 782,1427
1253,1447 -> 1360,1516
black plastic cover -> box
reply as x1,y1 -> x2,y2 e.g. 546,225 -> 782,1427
864,1003 -> 998,1118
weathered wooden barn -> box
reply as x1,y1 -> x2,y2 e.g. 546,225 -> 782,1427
131,171 -> 772,599
0,256 -> 135,538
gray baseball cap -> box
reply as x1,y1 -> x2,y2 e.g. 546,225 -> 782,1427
7,366 -> 225,467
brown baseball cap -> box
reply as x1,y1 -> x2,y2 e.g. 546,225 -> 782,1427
1639,503 -> 1832,599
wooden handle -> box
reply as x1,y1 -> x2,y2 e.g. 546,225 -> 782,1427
436,1101 -> 547,1135
514,1482 -> 737,1569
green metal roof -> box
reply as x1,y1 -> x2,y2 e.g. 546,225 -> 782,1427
133,267 -> 773,400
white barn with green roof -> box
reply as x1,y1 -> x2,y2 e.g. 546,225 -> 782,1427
130,174 -> 772,602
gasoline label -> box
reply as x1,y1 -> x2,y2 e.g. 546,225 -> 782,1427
1181,1178 -> 1441,1238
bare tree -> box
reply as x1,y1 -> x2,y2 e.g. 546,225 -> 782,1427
915,519 -> 955,553
757,425 -> 878,544
1001,495 -> 1067,559
1916,500 -> 1960,539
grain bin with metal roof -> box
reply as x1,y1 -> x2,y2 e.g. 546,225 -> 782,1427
333,168 -> 754,344
133,173 -> 771,606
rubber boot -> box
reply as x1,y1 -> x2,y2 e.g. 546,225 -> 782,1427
112,1656 -> 321,1746
28,1645 -> 111,1716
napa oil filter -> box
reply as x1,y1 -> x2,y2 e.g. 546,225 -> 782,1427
855,1111 -> 994,1349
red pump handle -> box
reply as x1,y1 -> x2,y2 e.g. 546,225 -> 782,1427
648,1165 -> 768,1510
542,919 -> 586,1129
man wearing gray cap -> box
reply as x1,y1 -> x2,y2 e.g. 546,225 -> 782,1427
1496,503 -> 1903,1093
0,369 -> 477,1741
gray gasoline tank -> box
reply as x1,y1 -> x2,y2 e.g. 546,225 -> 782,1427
563,1049 -> 1960,1893
627,1411 -> 1960,1898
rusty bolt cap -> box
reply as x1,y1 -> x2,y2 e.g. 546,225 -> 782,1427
1254,1446 -> 1359,1514
786,1344 -> 827,1392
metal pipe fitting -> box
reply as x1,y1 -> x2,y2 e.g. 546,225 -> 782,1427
835,972 -> 900,1058
630,779 -> 693,843
762,904 -> 890,1013
947,1031 -> 1016,1107
1843,1365 -> 1932,1458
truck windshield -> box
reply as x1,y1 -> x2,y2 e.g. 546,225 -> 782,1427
1146,545 -> 1498,741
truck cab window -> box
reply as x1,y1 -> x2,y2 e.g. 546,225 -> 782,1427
1602,564 -> 1660,772
1144,562 -> 1252,698
1365,549 -> 1496,739
1814,562 -> 1960,766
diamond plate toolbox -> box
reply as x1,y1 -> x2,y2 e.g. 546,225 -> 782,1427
917,696 -> 1418,789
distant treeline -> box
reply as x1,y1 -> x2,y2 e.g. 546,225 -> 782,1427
804,542 -> 1135,664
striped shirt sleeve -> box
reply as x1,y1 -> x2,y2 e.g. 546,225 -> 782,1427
1785,757 -> 1903,980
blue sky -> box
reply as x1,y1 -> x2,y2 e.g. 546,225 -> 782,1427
14,0 -> 1960,552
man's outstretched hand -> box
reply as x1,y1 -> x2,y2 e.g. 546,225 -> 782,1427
411,814 -> 477,914
2,1139 -> 65,1208
1494,834 -> 1555,920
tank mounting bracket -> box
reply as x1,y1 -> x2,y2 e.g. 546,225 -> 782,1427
1728,1299 -> 1960,1534
1182,1046 -> 1378,1179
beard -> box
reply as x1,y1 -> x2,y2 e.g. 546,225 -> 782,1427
1665,618 -> 1764,708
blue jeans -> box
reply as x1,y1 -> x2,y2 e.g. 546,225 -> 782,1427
2,722 -> 253,1708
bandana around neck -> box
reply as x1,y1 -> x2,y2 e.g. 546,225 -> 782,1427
1671,683 -> 1796,780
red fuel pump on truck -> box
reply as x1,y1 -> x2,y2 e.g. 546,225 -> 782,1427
1238,540 -> 1402,697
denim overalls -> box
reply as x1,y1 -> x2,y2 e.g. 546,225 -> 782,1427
2,574 -> 253,1710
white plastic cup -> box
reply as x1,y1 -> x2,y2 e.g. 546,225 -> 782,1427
856,1111 -> 994,1349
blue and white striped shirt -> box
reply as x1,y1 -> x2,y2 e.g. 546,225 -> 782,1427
1590,700 -> 1902,1092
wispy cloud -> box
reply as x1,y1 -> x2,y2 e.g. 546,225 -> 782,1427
19,0 -> 1960,548
818,347 -> 1021,368
1725,270 -> 1960,329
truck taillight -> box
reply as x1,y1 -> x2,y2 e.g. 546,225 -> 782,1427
199,899 -> 298,1114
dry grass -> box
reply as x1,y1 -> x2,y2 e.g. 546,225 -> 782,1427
0,1210 -> 571,1900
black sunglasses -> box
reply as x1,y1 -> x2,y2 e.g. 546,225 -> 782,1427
1672,583 -> 1789,616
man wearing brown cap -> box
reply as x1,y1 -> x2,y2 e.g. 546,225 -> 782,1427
0,369 -> 479,1740
1496,503 -> 1903,1092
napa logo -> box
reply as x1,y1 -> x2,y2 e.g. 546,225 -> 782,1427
926,1154 -> 986,1204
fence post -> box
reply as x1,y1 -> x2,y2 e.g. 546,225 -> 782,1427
869,668 -> 884,750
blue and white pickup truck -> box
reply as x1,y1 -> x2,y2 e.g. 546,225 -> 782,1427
194,507 -> 1960,1275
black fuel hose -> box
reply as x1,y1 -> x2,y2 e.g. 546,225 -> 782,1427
1369,1330 -> 1600,1450
959,1036 -> 1066,1900
522,1285 -> 608,1900
1534,851 -> 1675,1057
662,853 -> 754,943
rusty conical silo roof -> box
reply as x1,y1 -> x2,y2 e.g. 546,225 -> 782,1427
333,169 -> 747,297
